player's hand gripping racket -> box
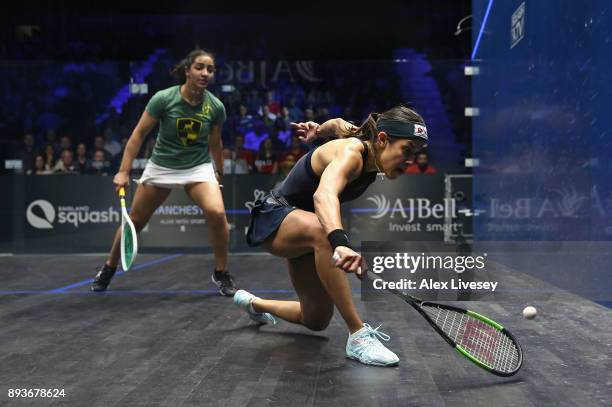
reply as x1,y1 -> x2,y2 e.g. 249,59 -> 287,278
119,187 -> 138,271
332,252 -> 523,376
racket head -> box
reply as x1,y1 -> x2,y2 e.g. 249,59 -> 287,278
120,207 -> 138,271
118,188 -> 138,271
418,301 -> 523,376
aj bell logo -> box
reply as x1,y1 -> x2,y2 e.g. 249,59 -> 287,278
26,200 -> 56,229
25,199 -> 120,229
245,189 -> 266,212
217,60 -> 321,88
491,187 -> 590,219
553,187 -> 587,217
367,195 -> 391,219
366,194 -> 456,222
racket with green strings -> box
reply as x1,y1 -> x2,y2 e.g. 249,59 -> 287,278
333,252 -> 523,376
119,187 -> 138,271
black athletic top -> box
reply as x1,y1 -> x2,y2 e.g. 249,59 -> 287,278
272,140 -> 377,212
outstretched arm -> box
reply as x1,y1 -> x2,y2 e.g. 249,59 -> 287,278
291,118 -> 358,143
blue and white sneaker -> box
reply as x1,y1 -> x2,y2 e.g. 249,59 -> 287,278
234,289 -> 277,325
346,323 -> 399,366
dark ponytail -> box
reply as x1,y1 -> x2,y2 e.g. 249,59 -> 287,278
343,106 -> 425,142
170,49 -> 215,84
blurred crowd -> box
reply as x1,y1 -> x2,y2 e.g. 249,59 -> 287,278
12,106 -> 436,177
6,39 -> 450,177
7,52 -> 440,177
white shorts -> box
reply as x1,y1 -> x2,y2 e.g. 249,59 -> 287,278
137,161 -> 218,189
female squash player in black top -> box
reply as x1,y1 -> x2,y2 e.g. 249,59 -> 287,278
234,106 -> 428,366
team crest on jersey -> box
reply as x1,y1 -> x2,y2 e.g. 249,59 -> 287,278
196,103 -> 211,120
177,118 -> 203,146
202,103 -> 211,116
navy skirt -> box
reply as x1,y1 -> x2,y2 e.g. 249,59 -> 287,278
246,192 -> 296,246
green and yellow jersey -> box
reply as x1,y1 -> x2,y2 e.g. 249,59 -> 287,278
145,85 -> 226,169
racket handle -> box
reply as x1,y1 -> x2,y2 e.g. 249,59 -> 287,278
119,187 -> 126,197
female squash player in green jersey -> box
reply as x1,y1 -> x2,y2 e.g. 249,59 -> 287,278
91,49 -> 237,296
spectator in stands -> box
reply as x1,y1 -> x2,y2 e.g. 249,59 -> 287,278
278,152 -> 296,177
233,104 -> 255,135
44,129 -> 60,153
222,147 -> 249,175
16,133 -> 37,173
304,107 -> 315,123
53,149 -> 78,174
286,97 -> 303,123
405,150 -> 437,174
244,121 -> 269,151
222,148 -> 232,174
279,106 -> 292,130
103,126 -> 122,157
266,90 -> 281,115
43,144 -> 56,172
88,149 -> 112,175
93,135 -> 112,161
273,117 -> 292,147
93,134 -> 104,151
305,89 -> 317,106
315,106 -> 330,123
280,135 -> 307,164
59,135 -> 72,153
267,128 -> 286,154
232,134 -> 254,172
74,142 -> 90,174
254,137 -> 279,174
29,154 -> 52,175
259,105 -> 277,130
246,89 -> 262,113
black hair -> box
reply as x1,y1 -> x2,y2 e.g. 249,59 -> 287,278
342,105 -> 425,142
170,49 -> 216,84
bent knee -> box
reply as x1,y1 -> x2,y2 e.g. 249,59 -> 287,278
302,307 -> 333,331
303,318 -> 331,332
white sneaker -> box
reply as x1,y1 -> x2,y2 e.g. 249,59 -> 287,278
346,323 -> 399,366
233,289 -> 277,325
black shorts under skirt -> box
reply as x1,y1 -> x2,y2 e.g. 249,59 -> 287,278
246,192 -> 296,246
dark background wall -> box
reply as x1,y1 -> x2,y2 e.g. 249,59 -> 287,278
3,2 -> 471,61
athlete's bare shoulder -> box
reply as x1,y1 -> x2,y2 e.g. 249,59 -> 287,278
311,137 -> 365,176
319,137 -> 364,154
